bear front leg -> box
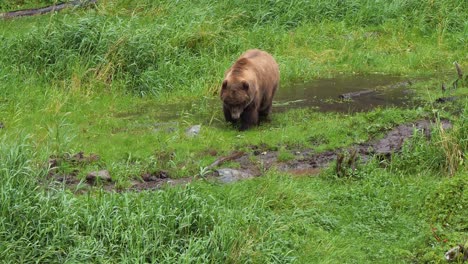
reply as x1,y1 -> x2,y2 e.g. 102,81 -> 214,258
223,104 -> 236,124
239,108 -> 259,131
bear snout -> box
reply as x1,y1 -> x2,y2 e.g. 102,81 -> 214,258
230,107 -> 243,120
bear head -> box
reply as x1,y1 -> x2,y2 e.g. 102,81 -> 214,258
220,78 -> 254,120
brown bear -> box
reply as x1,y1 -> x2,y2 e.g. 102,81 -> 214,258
220,49 -> 280,131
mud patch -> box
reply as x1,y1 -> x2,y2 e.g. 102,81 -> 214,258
369,119 -> 452,155
48,151 -> 101,184
287,119 -> 451,169
45,119 -> 453,191
47,152 -> 105,192
130,171 -> 191,192
209,119 -> 452,183
46,152 -> 190,193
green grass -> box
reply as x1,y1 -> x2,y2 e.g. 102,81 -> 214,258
0,0 -> 58,12
1,137 -> 466,262
0,0 -> 467,262
1,0 -> 466,96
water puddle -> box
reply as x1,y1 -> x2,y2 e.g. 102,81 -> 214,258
112,74 -> 418,128
274,74 -> 416,113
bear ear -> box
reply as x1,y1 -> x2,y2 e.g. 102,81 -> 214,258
222,80 -> 228,90
241,81 -> 249,91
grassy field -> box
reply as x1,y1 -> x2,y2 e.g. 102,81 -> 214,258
1,0 -> 467,263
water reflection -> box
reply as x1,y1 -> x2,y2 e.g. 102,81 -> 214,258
274,74 -> 416,113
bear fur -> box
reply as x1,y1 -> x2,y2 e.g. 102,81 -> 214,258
220,49 -> 280,131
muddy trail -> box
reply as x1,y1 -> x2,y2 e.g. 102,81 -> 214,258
46,119 -> 452,192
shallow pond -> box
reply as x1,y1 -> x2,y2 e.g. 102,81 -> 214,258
274,74 -> 416,113
113,74 -> 418,124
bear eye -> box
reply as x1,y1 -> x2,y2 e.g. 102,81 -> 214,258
222,80 -> 228,90
241,81 -> 249,90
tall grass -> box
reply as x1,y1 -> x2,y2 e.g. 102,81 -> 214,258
1,133 -> 466,262
101,0 -> 467,32
0,1 -> 467,262
0,136 -> 295,263
0,0 -> 466,96
0,0 -> 57,11
392,104 -> 468,176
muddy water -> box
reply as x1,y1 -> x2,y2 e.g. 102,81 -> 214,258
113,74 -> 417,125
274,74 -> 415,113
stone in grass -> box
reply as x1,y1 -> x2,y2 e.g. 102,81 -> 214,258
86,170 -> 112,184
186,125 -> 201,137
216,168 -> 254,183
445,244 -> 468,262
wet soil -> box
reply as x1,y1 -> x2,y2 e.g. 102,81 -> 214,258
47,152 -> 101,192
46,151 -> 194,193
46,119 -> 452,191
212,119 -> 452,182
129,171 -> 191,192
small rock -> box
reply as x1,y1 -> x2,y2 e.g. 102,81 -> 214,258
435,96 -> 457,103
0,122 -> 4,129
186,125 -> 201,137
142,174 -> 158,182
216,168 -> 254,183
445,244 -> 467,262
142,171 -> 168,182
86,170 -> 112,183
